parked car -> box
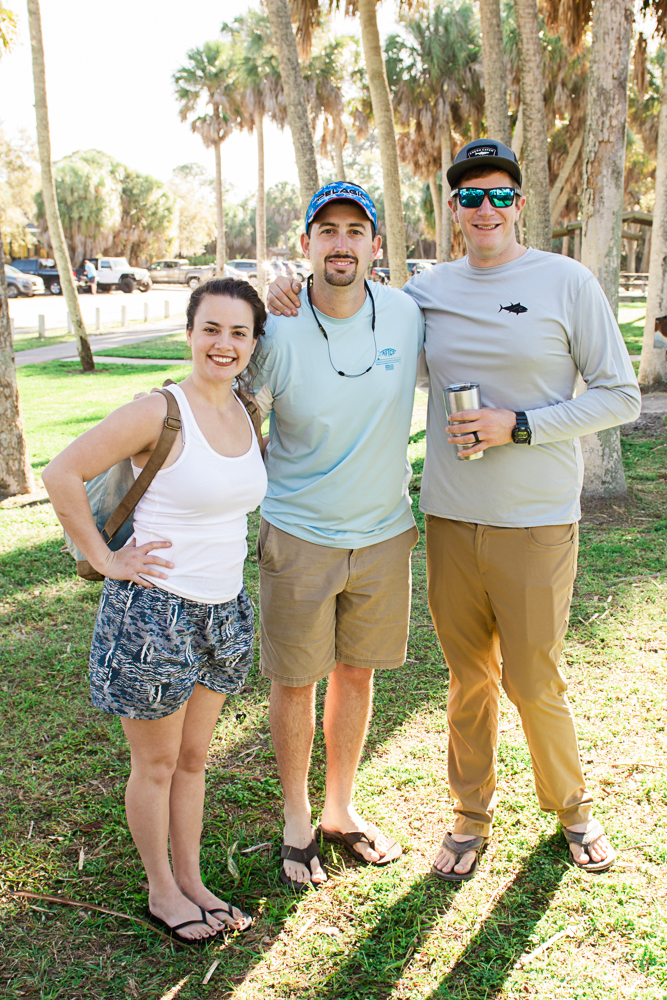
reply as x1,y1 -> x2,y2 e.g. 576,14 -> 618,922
407,258 -> 435,276
87,257 -> 152,293
5,263 -> 45,298
147,258 -> 217,290
370,266 -> 390,284
10,257 -> 71,295
227,259 -> 278,286
291,259 -> 311,281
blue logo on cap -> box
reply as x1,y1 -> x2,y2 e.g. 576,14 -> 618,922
305,182 -> 378,231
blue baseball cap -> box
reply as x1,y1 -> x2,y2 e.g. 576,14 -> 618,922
305,182 -> 378,232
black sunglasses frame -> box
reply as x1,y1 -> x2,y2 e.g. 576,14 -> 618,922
451,187 -> 520,209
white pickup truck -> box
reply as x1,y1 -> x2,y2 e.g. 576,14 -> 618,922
91,257 -> 152,293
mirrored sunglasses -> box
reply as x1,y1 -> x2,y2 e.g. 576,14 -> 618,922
452,187 -> 518,209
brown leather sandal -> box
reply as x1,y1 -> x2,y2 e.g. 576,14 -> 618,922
562,821 -> 616,873
318,823 -> 402,866
431,832 -> 488,882
279,837 -> 326,893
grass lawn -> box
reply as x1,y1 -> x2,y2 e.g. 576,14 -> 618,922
100,333 -> 190,361
618,304 -> 645,356
1,366 -> 666,999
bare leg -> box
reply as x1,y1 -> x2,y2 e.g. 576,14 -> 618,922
122,706 -> 217,941
270,679 -> 326,885
320,662 -> 396,863
168,684 -> 250,930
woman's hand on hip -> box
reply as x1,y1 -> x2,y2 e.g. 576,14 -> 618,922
101,539 -> 174,587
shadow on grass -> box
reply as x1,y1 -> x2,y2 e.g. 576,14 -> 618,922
0,538 -> 77,597
428,833 -> 567,999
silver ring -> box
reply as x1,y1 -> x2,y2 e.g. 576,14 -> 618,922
472,431 -> 480,443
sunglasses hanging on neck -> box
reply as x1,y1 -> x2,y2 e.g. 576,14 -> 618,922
306,274 -> 378,378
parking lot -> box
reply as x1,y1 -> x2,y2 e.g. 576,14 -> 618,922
8,286 -> 191,334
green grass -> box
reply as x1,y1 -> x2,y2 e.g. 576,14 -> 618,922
618,304 -> 645,356
1,366 -> 666,999
100,333 -> 190,360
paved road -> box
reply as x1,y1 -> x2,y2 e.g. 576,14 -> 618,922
15,318 -> 186,366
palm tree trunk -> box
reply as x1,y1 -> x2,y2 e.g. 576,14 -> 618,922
514,0 -> 551,252
0,229 -> 34,497
27,0 -> 93,372
357,0 -> 408,287
580,0 -> 634,497
213,139 -> 226,276
638,71 -> 667,387
266,0 -> 319,212
441,105 -> 453,263
429,174 -> 443,264
512,103 -> 523,157
478,0 -> 510,144
333,114 -> 346,182
255,111 -> 267,301
549,132 -> 583,226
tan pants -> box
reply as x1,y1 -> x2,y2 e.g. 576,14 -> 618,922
425,515 -> 592,838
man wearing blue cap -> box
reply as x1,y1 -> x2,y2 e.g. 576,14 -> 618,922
268,140 -> 640,883
255,182 -> 424,889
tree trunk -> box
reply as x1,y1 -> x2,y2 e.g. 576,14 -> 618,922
213,138 -> 226,276
514,0 -> 551,252
478,0 -> 511,144
255,111 -> 267,301
266,0 -> 319,213
27,0 -> 93,372
441,105 -> 453,263
549,131 -> 583,226
640,226 -> 651,273
429,174 -> 443,264
580,0 -> 634,497
333,114 -> 346,181
638,73 -> 667,387
357,0 -> 408,287
0,229 -> 35,497
512,102 -> 523,158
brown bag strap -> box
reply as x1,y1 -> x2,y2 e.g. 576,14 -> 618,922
101,387 -> 181,543
236,387 -> 264,445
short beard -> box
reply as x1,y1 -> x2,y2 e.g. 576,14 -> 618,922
323,257 -> 358,286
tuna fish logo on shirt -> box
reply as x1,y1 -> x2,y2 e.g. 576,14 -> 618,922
376,347 -> 402,370
499,301 -> 528,315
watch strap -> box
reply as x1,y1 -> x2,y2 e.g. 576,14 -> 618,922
512,411 -> 531,444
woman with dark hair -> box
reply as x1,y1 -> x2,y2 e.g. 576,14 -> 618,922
43,279 -> 267,944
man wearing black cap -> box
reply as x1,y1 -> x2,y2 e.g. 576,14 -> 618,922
267,140 -> 640,882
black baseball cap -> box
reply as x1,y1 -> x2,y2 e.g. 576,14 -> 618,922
447,139 -> 522,189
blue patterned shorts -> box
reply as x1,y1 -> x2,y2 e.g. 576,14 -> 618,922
89,580 -> 254,720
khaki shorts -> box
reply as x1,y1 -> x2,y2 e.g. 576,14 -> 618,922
257,518 -> 419,687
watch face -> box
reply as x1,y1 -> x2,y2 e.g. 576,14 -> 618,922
513,426 -> 531,443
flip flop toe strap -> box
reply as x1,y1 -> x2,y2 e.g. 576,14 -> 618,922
440,832 -> 487,861
171,905 -> 213,933
562,822 -> 606,849
281,838 -> 322,866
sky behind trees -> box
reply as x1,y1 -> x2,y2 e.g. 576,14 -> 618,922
0,0 -> 396,197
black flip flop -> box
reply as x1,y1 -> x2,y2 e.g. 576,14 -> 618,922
146,905 -> 217,946
318,823 -> 403,866
280,837 -> 326,893
207,900 -> 253,932
430,832 -> 488,882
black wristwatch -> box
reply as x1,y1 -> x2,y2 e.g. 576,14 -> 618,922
512,411 -> 532,444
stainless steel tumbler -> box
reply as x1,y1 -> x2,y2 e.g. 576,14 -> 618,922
444,383 -> 484,461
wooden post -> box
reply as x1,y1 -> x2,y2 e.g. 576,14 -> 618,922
573,227 -> 581,261
38,315 -> 45,340
144,301 -> 149,323
560,234 -> 569,255
67,311 -> 72,334
164,300 -> 170,319
121,305 -> 127,328
95,307 -> 101,331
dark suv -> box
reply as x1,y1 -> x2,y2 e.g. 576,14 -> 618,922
10,258 -> 76,295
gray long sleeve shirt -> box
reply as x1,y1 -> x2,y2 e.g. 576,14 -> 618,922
405,248 -> 641,527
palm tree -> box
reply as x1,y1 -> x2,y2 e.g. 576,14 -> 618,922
303,35 -> 350,182
265,0 -> 320,212
387,3 -> 481,263
27,0 -> 94,372
0,4 -> 34,496
223,11 -> 286,298
513,0 -> 551,251
478,0 -> 511,143
174,40 -> 241,275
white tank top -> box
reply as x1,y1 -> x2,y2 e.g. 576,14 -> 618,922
130,382 -> 267,604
